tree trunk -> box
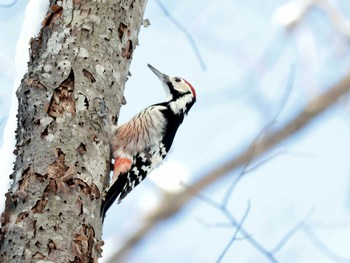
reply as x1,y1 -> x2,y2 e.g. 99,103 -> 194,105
0,0 -> 147,262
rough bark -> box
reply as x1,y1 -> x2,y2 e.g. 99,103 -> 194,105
0,0 -> 147,262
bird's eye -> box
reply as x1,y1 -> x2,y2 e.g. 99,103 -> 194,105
174,77 -> 181,82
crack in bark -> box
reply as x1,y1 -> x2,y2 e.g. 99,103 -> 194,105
72,224 -> 96,262
121,40 -> 133,59
118,22 -> 128,40
82,69 -> 96,83
47,70 -> 76,118
42,4 -> 63,29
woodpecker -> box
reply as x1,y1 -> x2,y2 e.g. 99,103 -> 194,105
101,64 -> 196,219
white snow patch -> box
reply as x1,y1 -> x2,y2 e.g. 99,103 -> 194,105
273,0 -> 314,28
148,160 -> 190,193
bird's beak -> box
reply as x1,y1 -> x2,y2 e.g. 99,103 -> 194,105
147,64 -> 170,83
148,64 -> 172,99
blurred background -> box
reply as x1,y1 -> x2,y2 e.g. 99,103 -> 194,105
1,0 -> 350,262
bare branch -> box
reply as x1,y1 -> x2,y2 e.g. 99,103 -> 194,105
0,0 -> 17,8
271,208 -> 315,254
216,202 -> 251,263
315,0 -> 350,38
276,0 -> 350,38
222,65 -> 295,207
302,223 -> 350,263
274,0 -> 315,29
154,0 -> 207,70
309,220 -> 350,230
183,180 -> 279,262
243,149 -> 286,174
191,69 -> 350,196
195,218 -> 232,229
181,182 -> 223,212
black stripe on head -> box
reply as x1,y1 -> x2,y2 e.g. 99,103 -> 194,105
184,96 -> 196,114
167,80 -> 192,100
166,81 -> 180,99
166,81 -> 174,89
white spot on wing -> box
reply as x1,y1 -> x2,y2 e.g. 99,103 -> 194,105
132,167 -> 139,175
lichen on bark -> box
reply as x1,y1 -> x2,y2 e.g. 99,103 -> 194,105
0,0 -> 147,262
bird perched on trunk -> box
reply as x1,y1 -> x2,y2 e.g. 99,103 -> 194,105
101,64 -> 196,219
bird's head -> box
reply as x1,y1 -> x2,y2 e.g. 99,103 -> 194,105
148,64 -> 196,105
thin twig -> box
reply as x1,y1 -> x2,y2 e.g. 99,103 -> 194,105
216,201 -> 251,263
219,207 -> 279,263
191,67 -> 350,196
316,0 -> 350,38
184,183 -> 279,263
308,220 -> 350,229
154,0 -> 207,70
243,150 -> 285,174
302,223 -> 350,263
222,65 -> 295,208
181,182 -> 223,211
195,218 -> 232,229
0,0 -> 17,8
271,208 -> 315,254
